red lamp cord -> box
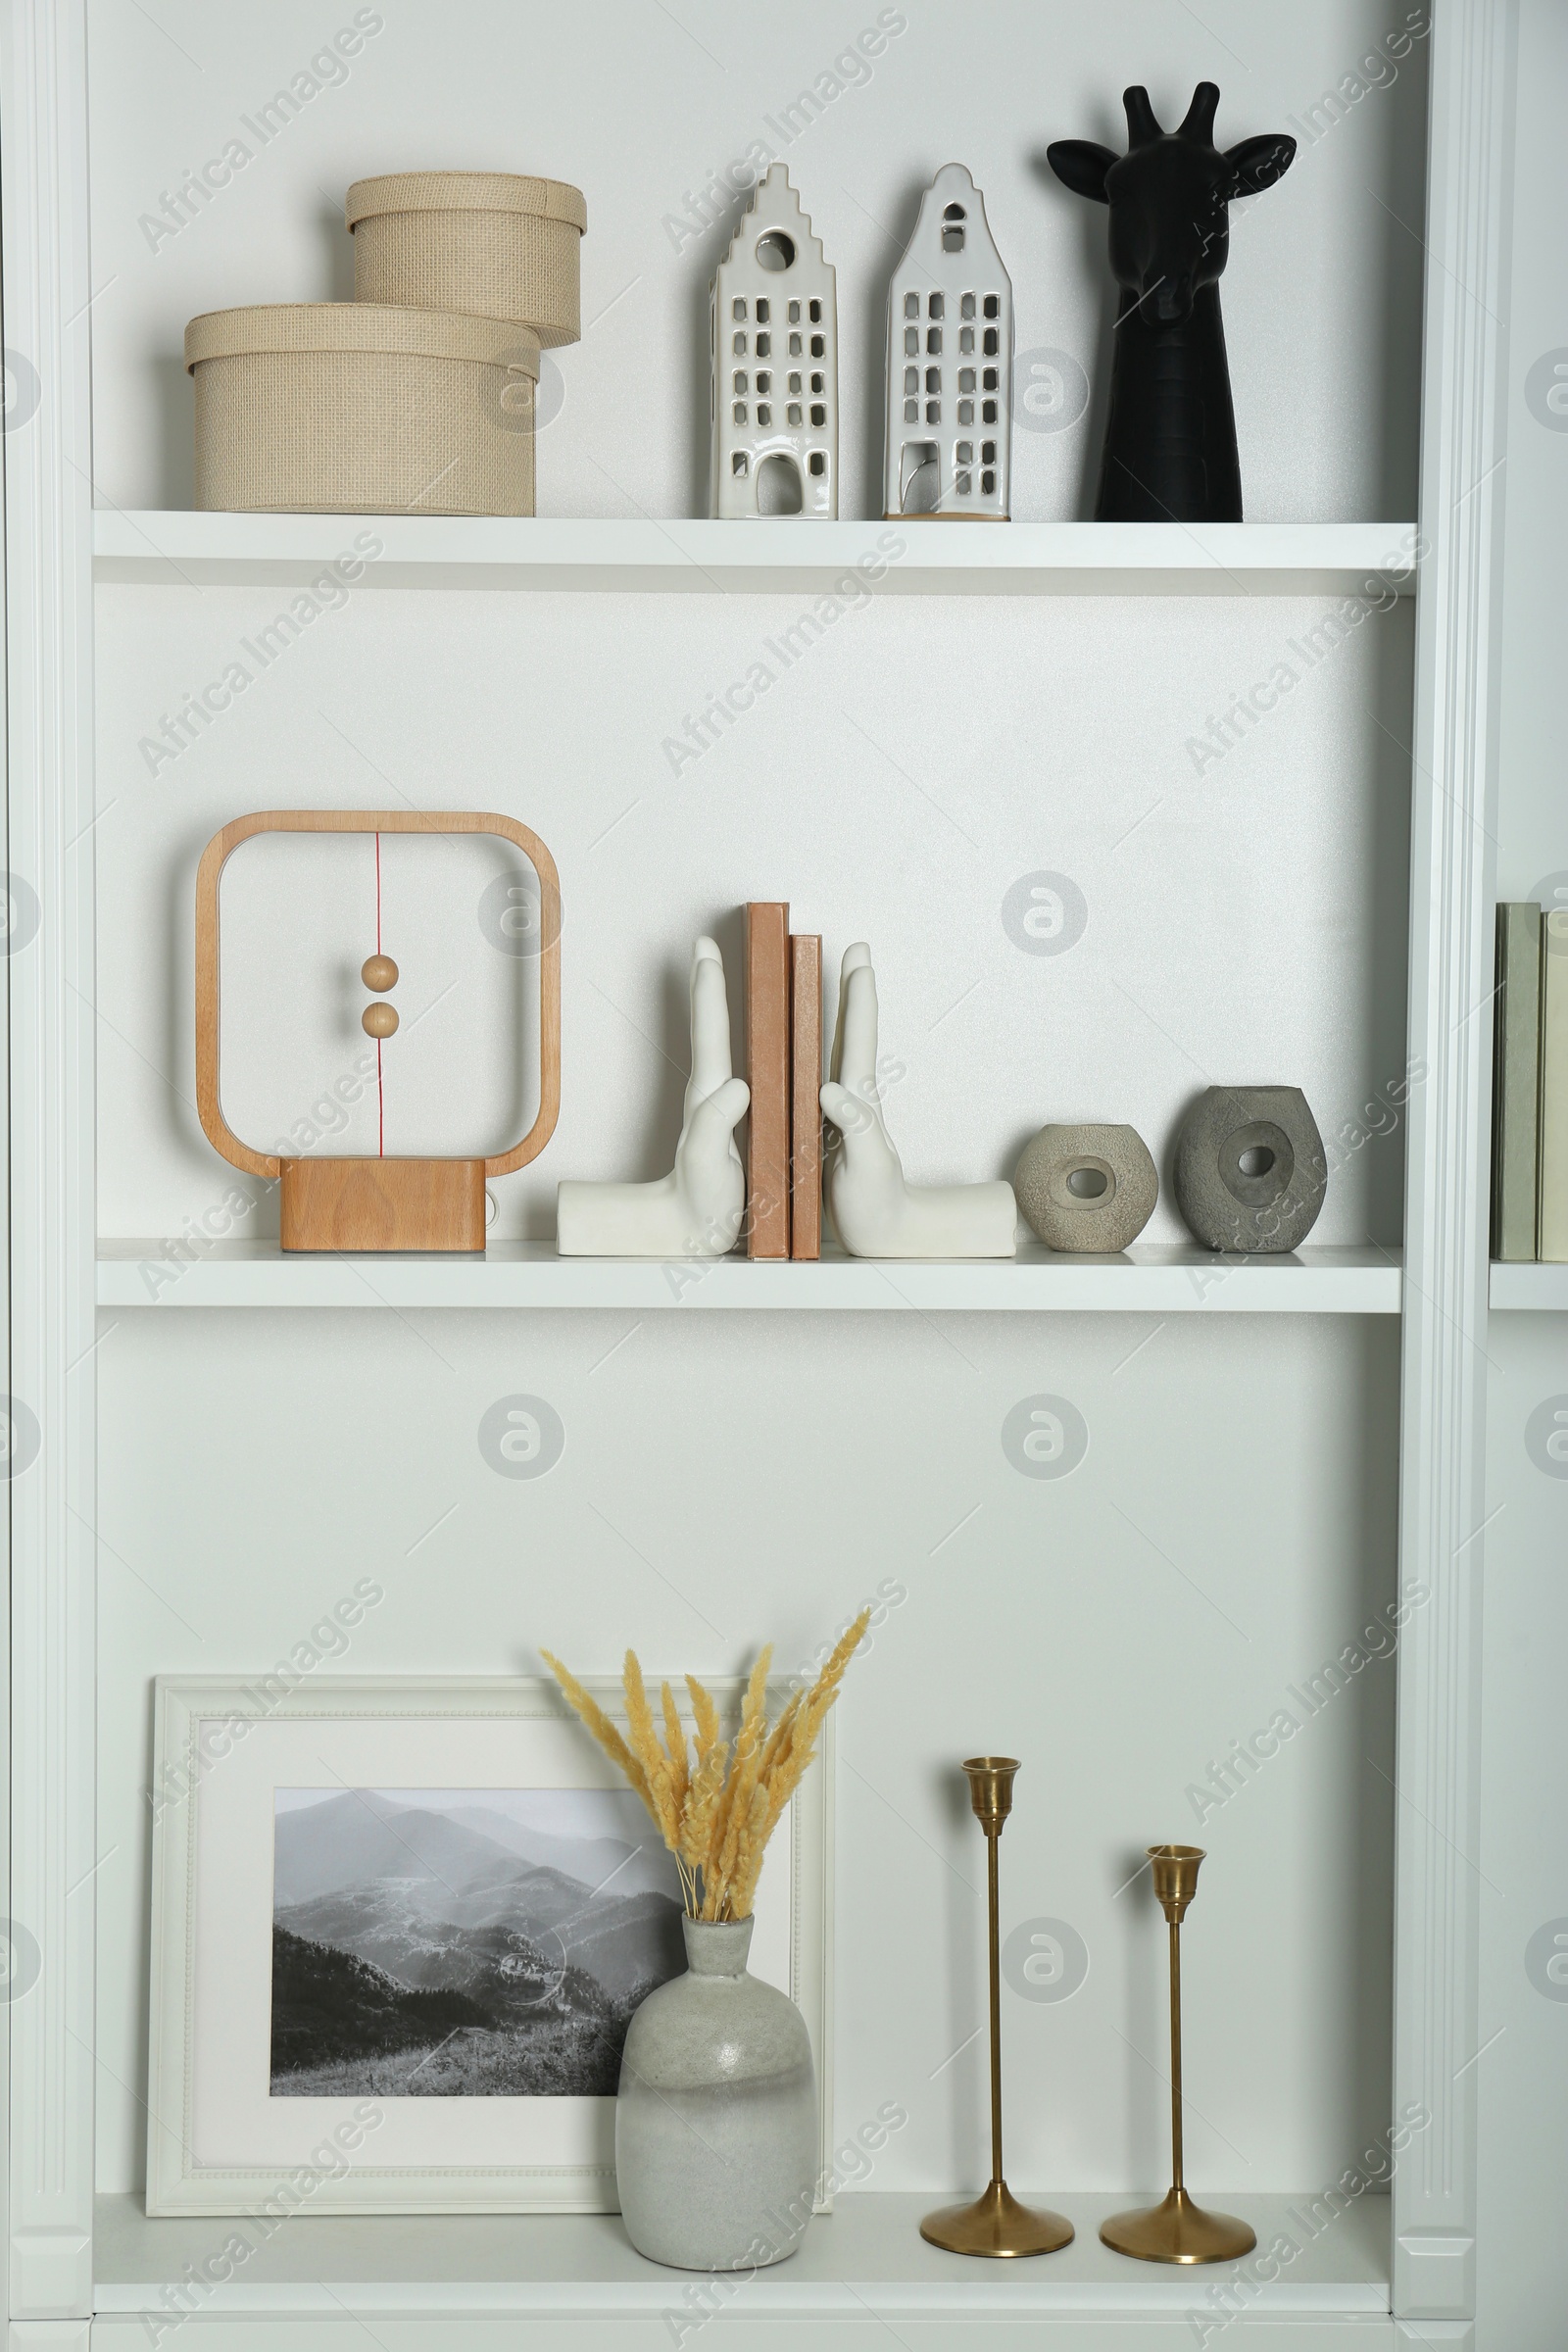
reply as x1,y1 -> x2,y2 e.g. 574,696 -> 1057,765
374,830 -> 384,1158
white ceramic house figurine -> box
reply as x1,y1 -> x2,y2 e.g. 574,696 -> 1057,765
710,164 -> 837,519
821,944 -> 1017,1258
883,163 -> 1013,521
557,938 -> 749,1257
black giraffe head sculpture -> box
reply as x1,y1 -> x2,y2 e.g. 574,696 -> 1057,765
1048,84 -> 1295,522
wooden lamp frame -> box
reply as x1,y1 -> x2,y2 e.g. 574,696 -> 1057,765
195,809 -> 562,1251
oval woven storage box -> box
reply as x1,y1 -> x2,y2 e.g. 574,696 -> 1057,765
347,172 -> 586,346
184,304 -> 540,516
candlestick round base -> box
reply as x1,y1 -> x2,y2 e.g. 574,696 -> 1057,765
1100,2186 -> 1256,2265
920,2180 -> 1075,2259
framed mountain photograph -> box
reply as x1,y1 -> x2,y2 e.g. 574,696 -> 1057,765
145,1677 -> 832,2216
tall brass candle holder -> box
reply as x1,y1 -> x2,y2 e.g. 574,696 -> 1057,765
1101,1844 -> 1255,2265
920,1759 -> 1074,2259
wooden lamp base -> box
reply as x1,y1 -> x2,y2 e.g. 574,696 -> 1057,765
279,1157 -> 486,1252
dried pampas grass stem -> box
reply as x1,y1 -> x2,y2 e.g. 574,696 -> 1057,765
543,1608 -> 871,1922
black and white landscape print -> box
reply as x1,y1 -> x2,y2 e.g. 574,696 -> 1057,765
270,1788 -> 685,2098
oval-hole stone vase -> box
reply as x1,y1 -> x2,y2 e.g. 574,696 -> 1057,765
616,1915 -> 817,2271
1174,1085 -> 1327,1252
1013,1123 -> 1158,1251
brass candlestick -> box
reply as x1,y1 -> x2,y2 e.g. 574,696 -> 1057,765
920,1759 -> 1074,2259
1100,1844 -> 1255,2265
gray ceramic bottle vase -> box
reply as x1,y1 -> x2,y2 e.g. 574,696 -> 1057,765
616,1915 -> 817,2271
1173,1085 -> 1327,1252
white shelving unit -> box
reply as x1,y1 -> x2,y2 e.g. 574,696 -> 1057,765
97,1239 -> 1404,1313
92,2190 -> 1391,2330
5,3 -> 1558,2348
94,511 -> 1419,600
1488,1261 -> 1568,1310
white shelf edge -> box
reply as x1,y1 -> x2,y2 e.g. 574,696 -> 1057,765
92,513 -> 1422,599
1489,1259 -> 1568,1308
92,2190 -> 1390,2317
96,1240 -> 1403,1314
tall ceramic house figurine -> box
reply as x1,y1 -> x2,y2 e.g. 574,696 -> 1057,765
710,164 -> 837,519
883,164 -> 1013,520
1048,84 -> 1295,522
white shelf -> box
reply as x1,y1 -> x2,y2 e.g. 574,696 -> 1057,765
92,512 -> 1420,600
1490,1260 -> 1568,1308
97,1240 -> 1402,1313
94,2190 -> 1390,2328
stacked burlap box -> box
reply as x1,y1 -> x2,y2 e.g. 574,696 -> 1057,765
185,172 -> 585,515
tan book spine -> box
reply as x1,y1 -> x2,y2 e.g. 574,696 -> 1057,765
1493,903 -> 1542,1260
790,935 -> 822,1259
1540,908 -> 1568,1261
745,903 -> 790,1258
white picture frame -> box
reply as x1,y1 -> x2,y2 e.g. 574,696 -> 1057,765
145,1675 -> 833,2218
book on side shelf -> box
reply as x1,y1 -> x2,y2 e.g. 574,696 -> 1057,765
1540,907 -> 1568,1262
1493,903 -> 1542,1260
745,903 -> 791,1259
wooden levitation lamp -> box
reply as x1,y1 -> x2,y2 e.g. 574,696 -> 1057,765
195,810 -> 561,1251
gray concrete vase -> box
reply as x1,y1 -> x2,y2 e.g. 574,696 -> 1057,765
1013,1122 -> 1159,1252
1173,1085 -> 1327,1252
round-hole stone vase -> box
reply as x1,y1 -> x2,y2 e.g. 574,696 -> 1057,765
1173,1085 -> 1327,1252
1013,1122 -> 1158,1251
615,1914 -> 817,2271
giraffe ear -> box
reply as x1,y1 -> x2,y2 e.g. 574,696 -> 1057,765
1047,140 -> 1117,203
1222,134 -> 1296,195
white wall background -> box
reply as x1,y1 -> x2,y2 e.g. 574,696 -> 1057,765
96,1306 -> 1398,2194
95,585 -> 1414,1245
83,0 -> 1427,2210
84,0 -> 1428,523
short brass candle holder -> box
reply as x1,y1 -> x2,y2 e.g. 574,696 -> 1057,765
920,1759 -> 1074,2259
1100,1844 -> 1255,2265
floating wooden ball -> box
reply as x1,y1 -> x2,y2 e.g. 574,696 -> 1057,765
361,953 -> 398,992
362,1001 -> 399,1040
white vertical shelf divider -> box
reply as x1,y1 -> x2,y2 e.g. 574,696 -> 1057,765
1393,0 -> 1516,2333
1,0 -> 98,2322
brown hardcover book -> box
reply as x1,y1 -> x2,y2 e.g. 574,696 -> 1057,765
745,903 -> 791,1257
790,934 -> 823,1259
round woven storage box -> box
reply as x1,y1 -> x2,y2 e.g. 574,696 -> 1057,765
347,172 -> 586,346
184,304 -> 540,515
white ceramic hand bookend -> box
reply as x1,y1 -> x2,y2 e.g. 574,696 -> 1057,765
820,944 -> 1017,1259
557,939 -> 750,1258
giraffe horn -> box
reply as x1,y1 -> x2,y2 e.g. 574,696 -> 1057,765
1123,86 -> 1162,147
1178,82 -> 1221,144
